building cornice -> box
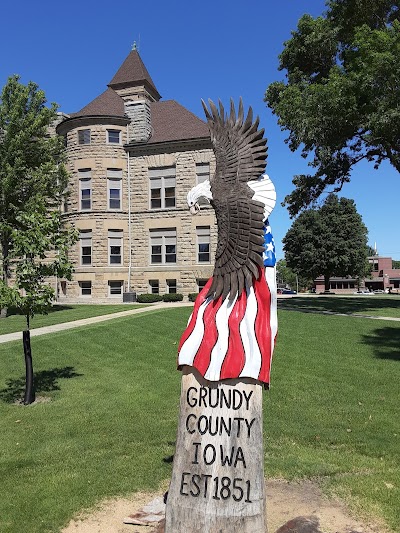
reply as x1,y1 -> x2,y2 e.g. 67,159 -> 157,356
125,137 -> 212,155
56,115 -> 130,135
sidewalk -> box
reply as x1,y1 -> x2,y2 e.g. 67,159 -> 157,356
279,305 -> 400,322
1,301 -> 398,345
0,302 -> 194,344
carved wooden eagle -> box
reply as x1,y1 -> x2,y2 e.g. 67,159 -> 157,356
187,99 -> 274,302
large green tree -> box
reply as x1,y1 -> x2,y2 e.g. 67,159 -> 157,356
265,1 -> 400,216
0,75 -> 68,290
0,76 -> 77,404
283,194 -> 369,291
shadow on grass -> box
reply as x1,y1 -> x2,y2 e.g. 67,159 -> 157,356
6,305 -> 74,317
362,327 -> 400,361
278,296 -> 400,316
0,366 -> 83,403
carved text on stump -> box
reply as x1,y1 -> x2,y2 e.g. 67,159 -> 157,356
165,366 -> 266,532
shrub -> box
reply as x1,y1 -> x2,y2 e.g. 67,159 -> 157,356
188,293 -> 199,302
162,293 -> 184,302
137,293 -> 163,303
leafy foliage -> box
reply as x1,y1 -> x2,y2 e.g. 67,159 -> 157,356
188,293 -> 199,302
0,209 -> 77,324
0,75 -> 77,403
137,293 -> 163,303
283,194 -> 369,289
265,1 -> 400,216
0,75 -> 70,284
162,293 -> 184,302
276,259 -> 313,291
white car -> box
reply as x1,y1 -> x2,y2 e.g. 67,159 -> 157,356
353,290 -> 375,295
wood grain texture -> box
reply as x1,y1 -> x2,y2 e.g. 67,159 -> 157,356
165,366 -> 267,532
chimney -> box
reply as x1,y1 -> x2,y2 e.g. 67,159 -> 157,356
124,99 -> 152,143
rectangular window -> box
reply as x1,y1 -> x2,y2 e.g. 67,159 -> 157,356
197,226 -> 210,263
108,280 -> 123,296
78,129 -> 91,145
149,280 -> 159,294
197,279 -> 208,293
196,163 -> 210,184
79,169 -> 92,210
107,169 -> 122,210
167,279 -> 177,294
107,129 -> 121,144
150,229 -> 176,265
149,167 -> 176,209
80,230 -> 92,266
79,281 -> 92,297
108,230 -> 123,265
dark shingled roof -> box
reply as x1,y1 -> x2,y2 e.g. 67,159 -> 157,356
70,87 -> 125,118
148,100 -> 209,144
108,50 -> 161,100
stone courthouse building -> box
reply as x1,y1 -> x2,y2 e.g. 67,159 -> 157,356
56,48 -> 217,302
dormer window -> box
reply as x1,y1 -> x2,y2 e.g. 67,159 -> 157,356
107,129 -> 121,144
78,129 -> 91,145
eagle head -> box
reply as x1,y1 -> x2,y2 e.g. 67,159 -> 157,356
187,180 -> 213,215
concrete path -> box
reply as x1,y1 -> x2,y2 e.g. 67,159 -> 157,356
0,301 -> 398,345
280,305 -> 400,322
0,302 -> 194,344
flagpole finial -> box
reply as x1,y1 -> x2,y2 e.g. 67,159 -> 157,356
132,41 -> 137,51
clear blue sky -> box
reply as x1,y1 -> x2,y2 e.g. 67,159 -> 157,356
1,0 -> 398,260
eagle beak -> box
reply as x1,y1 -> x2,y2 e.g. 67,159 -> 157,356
190,203 -> 200,215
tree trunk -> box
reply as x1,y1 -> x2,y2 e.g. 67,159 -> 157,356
324,274 -> 330,293
23,330 -> 35,405
165,366 -> 267,533
1,238 -> 9,319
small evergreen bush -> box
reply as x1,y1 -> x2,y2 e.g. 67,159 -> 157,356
162,293 -> 184,302
188,293 -> 199,302
137,293 -> 163,303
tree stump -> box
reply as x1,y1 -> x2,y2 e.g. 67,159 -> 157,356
165,366 -> 266,532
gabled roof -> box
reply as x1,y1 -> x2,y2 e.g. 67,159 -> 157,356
70,87 -> 125,118
148,100 -> 209,144
108,50 -> 161,101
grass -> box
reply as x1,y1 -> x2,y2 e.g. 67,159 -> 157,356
278,294 -> 400,317
0,307 -> 399,532
0,304 -> 149,335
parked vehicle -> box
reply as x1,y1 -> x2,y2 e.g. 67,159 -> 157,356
353,290 -> 375,295
281,289 -> 297,295
373,289 -> 385,294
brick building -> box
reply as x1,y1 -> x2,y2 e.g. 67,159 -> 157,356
313,256 -> 400,294
365,256 -> 400,292
56,49 -> 217,302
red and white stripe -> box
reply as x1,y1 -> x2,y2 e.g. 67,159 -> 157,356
178,266 -> 277,386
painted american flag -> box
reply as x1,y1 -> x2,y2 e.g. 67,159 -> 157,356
178,220 -> 277,387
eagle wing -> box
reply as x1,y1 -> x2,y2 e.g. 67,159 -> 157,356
202,99 -> 268,301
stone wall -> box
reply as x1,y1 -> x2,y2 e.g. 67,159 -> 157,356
60,121 -> 216,302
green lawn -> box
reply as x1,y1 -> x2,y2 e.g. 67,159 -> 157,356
0,307 -> 399,532
0,304 -> 149,335
279,294 -> 400,318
